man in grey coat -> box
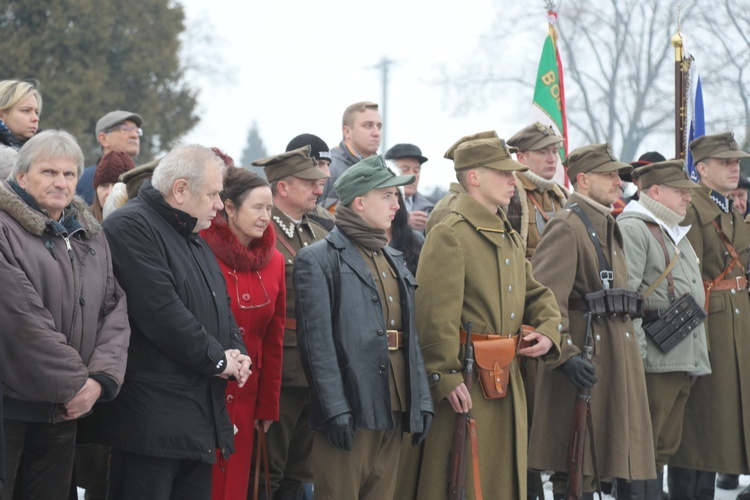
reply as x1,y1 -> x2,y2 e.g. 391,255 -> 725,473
618,160 -> 710,498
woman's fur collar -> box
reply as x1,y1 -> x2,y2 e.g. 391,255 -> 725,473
201,214 -> 276,272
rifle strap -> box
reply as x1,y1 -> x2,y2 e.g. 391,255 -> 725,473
568,204 -> 613,283
586,408 -> 603,500
275,232 -> 297,258
467,417 -> 483,500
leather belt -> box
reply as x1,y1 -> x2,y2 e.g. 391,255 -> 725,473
284,318 -> 297,331
459,330 -> 519,343
387,330 -> 403,350
707,276 -> 747,292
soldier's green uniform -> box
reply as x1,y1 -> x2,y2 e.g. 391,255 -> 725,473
668,133 -> 750,498
251,147 -> 329,498
399,132 -> 562,499
529,145 -> 656,495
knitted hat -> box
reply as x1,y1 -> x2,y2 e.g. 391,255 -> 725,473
94,151 -> 136,188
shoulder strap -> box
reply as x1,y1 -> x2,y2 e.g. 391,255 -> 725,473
711,219 -> 745,277
527,192 -> 551,223
643,223 -> 677,301
568,204 -> 613,288
275,232 -> 297,258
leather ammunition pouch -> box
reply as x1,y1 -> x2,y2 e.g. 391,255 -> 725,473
584,288 -> 644,319
461,330 -> 519,400
642,293 -> 706,353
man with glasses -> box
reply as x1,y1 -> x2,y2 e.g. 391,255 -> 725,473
76,110 -> 143,205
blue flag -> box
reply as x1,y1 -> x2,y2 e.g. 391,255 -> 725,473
686,75 -> 705,182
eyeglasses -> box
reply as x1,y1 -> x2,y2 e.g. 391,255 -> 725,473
227,270 -> 270,310
107,124 -> 143,137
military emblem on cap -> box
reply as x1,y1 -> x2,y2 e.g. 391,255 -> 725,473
251,145 -> 328,183
507,122 -> 563,152
689,131 -> 750,164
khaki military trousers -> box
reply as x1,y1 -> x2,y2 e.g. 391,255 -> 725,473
312,413 -> 403,500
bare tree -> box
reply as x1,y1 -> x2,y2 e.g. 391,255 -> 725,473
697,0 -> 750,148
437,0 -> 710,162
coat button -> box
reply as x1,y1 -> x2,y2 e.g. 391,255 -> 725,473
379,364 -> 386,371
505,259 -> 510,266
735,308 -> 741,315
372,295 -> 378,302
510,312 -> 515,319
242,293 -> 251,301
377,329 -> 384,336
567,339 -> 573,346
431,373 -> 440,381
226,394 -> 234,404
596,334 -> 601,341
625,332 -> 630,338
508,285 -> 512,292
239,327 -> 246,336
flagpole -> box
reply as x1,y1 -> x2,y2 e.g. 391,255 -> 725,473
672,6 -> 690,160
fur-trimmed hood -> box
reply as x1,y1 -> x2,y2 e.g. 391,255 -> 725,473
0,181 -> 100,238
201,214 -> 276,272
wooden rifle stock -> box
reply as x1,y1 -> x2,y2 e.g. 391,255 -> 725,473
565,312 -> 594,500
448,322 -> 475,500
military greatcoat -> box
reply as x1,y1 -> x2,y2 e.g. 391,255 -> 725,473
401,193 -> 562,499
528,193 -> 656,482
670,185 -> 750,474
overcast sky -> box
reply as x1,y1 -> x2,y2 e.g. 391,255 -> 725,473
179,0 -> 553,191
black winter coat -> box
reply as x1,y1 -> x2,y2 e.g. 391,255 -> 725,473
88,182 -> 246,463
293,228 -> 433,433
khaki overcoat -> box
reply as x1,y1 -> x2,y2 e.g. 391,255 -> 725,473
528,193 -> 656,481
400,193 -> 561,499
670,185 -> 750,474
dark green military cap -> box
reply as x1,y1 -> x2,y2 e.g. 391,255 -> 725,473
636,160 -> 699,190
689,132 -> 750,165
444,130 -> 498,160
334,155 -> 415,206
564,143 -> 632,179
252,145 -> 328,183
445,130 -> 527,172
507,122 -> 564,152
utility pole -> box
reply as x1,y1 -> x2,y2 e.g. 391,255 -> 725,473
373,56 -> 393,153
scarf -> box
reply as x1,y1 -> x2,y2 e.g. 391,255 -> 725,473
334,204 -> 388,251
200,214 -> 276,272
639,192 -> 684,228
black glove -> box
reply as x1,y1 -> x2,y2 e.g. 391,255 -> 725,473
411,411 -> 433,446
558,354 -> 597,389
325,413 -> 354,451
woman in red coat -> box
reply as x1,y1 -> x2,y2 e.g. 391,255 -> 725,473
201,166 -> 286,500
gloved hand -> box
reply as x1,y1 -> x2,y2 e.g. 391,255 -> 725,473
558,354 -> 597,389
411,411 -> 433,446
325,413 -> 354,451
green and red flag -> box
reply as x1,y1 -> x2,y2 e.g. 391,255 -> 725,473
530,10 -> 569,186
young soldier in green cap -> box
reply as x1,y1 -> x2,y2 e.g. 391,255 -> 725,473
506,122 -> 569,260
250,146 -> 329,500
667,132 -> 750,500
618,160 -> 710,498
529,143 -> 656,499
293,155 -> 433,500
401,132 -> 562,499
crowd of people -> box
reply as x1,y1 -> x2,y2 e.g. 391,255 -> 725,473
1,78 -> 750,500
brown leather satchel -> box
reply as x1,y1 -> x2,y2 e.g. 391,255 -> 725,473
472,335 -> 519,400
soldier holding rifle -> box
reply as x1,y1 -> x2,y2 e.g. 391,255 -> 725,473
529,144 -> 656,499
398,131 -> 562,499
